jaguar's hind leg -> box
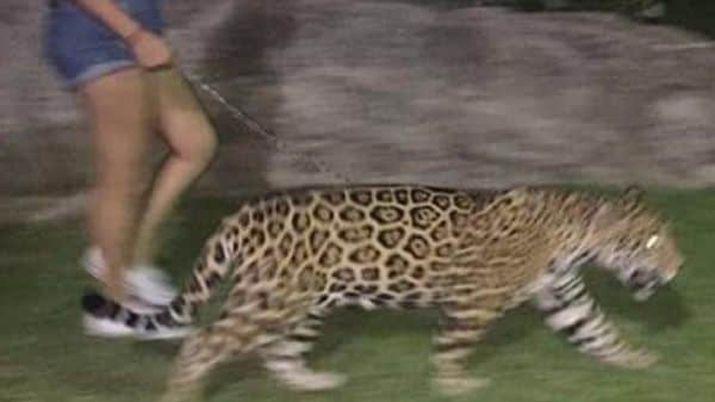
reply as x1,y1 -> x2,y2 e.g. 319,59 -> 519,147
161,290 -> 312,402
162,319 -> 268,402
261,309 -> 346,391
431,300 -> 500,396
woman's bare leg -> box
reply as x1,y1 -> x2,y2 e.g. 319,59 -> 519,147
132,68 -> 217,264
80,67 -> 152,301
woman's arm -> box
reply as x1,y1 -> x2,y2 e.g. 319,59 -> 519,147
71,0 -> 142,42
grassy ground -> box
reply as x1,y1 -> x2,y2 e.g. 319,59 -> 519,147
1,189 -> 714,402
508,0 -> 715,38
665,0 -> 715,37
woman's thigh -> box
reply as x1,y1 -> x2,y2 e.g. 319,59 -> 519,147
80,68 -> 151,185
151,68 -> 217,161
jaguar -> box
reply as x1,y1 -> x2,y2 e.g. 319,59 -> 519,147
83,184 -> 683,401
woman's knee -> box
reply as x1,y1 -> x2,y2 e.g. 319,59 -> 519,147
172,116 -> 218,169
194,123 -> 218,167
154,68 -> 218,167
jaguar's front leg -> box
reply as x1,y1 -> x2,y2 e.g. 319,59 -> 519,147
532,271 -> 658,369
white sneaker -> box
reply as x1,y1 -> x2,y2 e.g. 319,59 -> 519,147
82,247 -> 178,309
126,263 -> 178,306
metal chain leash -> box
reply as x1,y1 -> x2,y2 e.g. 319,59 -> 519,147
183,71 -> 353,185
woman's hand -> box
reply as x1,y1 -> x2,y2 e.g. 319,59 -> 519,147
72,1 -> 173,69
126,29 -> 173,70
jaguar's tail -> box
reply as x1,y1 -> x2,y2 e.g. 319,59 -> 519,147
81,220 -> 243,337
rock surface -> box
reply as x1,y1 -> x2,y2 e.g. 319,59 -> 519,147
1,1 -> 714,220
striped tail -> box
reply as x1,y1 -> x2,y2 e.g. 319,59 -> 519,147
81,222 -> 242,337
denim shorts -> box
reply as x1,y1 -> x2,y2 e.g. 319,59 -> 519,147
43,0 -> 166,89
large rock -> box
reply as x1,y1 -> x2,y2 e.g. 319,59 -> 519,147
1,0 -> 714,207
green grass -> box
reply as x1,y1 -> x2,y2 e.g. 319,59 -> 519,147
507,0 -> 715,38
1,189 -> 714,402
665,0 -> 715,38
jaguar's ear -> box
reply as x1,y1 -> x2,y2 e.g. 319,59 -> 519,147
592,203 -> 621,233
623,185 -> 644,201
620,185 -> 644,211
504,186 -> 529,204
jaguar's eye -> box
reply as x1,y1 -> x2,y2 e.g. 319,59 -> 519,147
645,235 -> 660,249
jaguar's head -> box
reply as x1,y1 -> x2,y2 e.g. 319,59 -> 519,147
593,187 -> 683,302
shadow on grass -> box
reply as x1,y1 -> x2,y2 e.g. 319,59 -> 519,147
172,306 -> 540,399
584,269 -> 690,332
126,268 -> 690,399
115,190 -> 694,399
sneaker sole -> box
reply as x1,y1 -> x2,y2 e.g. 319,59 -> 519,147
83,315 -> 136,338
137,326 -> 195,341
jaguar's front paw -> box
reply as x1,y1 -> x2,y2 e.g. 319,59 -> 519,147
433,376 -> 491,396
602,348 -> 659,369
281,370 -> 347,392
